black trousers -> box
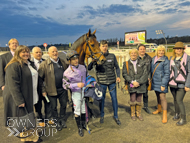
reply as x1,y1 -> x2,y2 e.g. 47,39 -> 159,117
48,90 -> 68,121
34,94 -> 52,120
170,87 -> 186,115
143,90 -> 148,106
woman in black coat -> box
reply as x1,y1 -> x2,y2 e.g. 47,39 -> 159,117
122,49 -> 148,121
3,45 -> 41,142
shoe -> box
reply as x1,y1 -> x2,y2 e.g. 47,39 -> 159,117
48,120 -> 55,125
143,107 -> 151,114
114,118 -> 121,125
130,105 -> 136,121
173,113 -> 180,121
136,104 -> 144,121
38,122 -> 46,127
162,110 -> 167,124
61,120 -> 67,128
56,119 -> 63,131
176,115 -> 186,126
78,128 -> 84,137
152,104 -> 162,114
100,117 -> 104,124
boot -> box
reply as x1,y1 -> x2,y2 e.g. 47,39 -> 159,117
173,113 -> 180,121
75,116 -> 84,137
130,105 -> 136,121
162,110 -> 167,123
143,103 -> 151,114
176,114 -> 186,126
152,104 -> 162,114
136,104 -> 144,121
81,114 -> 91,131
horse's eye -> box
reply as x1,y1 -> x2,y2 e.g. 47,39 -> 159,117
91,44 -> 94,47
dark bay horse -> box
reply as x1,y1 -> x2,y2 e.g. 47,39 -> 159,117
59,29 -> 106,65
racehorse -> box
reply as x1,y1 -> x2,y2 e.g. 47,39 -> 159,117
59,29 -> 106,65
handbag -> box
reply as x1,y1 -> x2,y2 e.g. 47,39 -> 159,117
121,61 -> 129,91
7,107 -> 36,138
147,63 -> 160,91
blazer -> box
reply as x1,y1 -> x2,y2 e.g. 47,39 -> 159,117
0,52 -> 13,88
38,57 -> 68,96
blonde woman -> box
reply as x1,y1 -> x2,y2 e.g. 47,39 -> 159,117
122,49 -> 148,121
169,42 -> 190,126
3,45 -> 42,142
151,45 -> 170,123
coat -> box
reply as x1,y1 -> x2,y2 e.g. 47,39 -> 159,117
138,53 -> 152,79
0,52 -> 13,88
169,53 -> 190,88
122,59 -> 148,93
38,57 -> 68,96
3,62 -> 34,126
151,56 -> 170,93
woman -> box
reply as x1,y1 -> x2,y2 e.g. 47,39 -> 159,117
122,49 -> 148,121
169,42 -> 190,126
3,45 -> 42,142
151,45 -> 170,124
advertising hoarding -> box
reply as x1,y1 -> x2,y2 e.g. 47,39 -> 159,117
125,30 -> 146,45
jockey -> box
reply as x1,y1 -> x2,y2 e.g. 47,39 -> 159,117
62,50 -> 87,137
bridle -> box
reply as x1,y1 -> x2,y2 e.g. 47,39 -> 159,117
84,35 -> 104,63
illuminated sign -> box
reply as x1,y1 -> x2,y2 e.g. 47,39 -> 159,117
125,30 -> 146,45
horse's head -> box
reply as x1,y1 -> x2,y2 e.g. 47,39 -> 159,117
85,29 -> 106,65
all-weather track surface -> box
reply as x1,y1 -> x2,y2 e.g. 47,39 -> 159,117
0,71 -> 190,143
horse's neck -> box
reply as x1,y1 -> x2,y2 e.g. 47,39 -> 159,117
76,45 -> 85,65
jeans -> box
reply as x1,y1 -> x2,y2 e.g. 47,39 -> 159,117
99,83 -> 118,119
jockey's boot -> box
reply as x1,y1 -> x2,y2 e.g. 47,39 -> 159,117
75,116 -> 84,137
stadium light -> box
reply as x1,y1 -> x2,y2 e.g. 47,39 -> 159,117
155,30 -> 167,51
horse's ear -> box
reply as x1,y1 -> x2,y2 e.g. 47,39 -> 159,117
92,29 -> 96,35
87,29 -> 91,37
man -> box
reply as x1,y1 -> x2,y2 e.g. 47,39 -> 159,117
0,38 -> 19,92
31,47 -> 50,127
38,46 -> 68,129
137,44 -> 152,114
88,40 -> 121,125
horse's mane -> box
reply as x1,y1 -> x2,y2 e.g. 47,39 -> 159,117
70,34 -> 86,50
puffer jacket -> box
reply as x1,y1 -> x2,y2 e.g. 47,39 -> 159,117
151,56 -> 170,93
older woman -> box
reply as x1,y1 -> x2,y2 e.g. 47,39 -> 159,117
3,45 -> 41,142
151,45 -> 170,124
169,42 -> 190,126
122,49 -> 148,121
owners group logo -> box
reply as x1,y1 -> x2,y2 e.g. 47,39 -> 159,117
7,118 -> 58,137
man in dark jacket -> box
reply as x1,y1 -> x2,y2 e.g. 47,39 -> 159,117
137,44 -> 152,114
31,46 -> 49,127
38,46 -> 68,129
0,38 -> 19,96
88,40 -> 121,125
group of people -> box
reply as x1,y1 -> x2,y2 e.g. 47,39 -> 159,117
0,38 -> 189,142
122,42 -> 190,125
